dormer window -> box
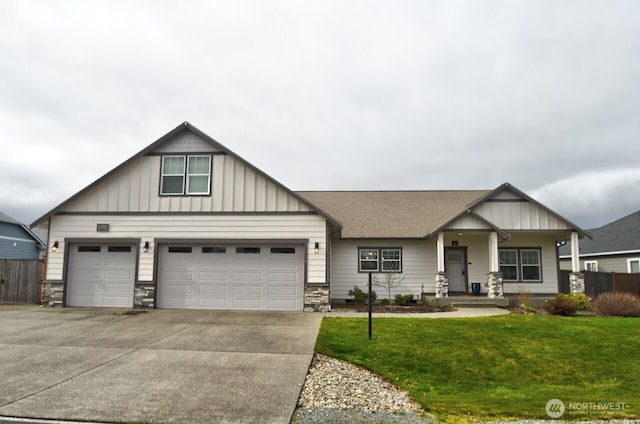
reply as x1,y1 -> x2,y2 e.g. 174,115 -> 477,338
161,155 -> 211,195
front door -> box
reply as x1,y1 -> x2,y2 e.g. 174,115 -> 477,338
445,248 -> 467,293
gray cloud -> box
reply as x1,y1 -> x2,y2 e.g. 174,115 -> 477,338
1,0 -> 639,229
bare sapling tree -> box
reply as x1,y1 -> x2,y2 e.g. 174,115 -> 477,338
373,272 -> 406,302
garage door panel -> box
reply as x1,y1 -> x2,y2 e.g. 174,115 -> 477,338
268,286 -> 297,296
197,298 -> 227,308
233,272 -> 262,282
268,272 -> 298,282
198,271 -> 227,281
198,285 -> 226,295
233,299 -> 262,309
233,285 -> 263,295
268,299 -> 298,309
163,284 -> 194,295
102,295 -> 135,308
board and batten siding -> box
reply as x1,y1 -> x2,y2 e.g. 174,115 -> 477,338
46,214 -> 327,283
59,155 -> 312,214
472,201 -> 571,231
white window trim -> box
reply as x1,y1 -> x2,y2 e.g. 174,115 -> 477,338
160,156 -> 186,195
160,155 -> 211,196
381,248 -> 402,272
499,248 -> 542,282
584,260 -> 598,272
358,247 -> 403,273
186,155 -> 211,195
628,258 -> 640,273
359,248 -> 379,272
520,249 -> 542,282
499,248 -> 519,281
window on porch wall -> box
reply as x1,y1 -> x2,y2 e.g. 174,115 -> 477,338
499,248 -> 541,282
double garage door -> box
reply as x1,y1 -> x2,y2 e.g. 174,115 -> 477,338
65,242 -> 305,311
157,244 -> 304,311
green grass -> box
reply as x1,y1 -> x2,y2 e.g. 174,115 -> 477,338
315,314 -> 640,421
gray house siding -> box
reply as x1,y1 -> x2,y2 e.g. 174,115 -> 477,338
0,222 -> 41,260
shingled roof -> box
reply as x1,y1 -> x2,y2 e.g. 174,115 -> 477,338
558,209 -> 640,256
296,190 -> 490,238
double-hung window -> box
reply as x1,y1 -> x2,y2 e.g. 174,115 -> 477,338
161,155 -> 211,195
584,261 -> 598,272
629,258 -> 640,273
499,248 -> 542,282
358,248 -> 402,272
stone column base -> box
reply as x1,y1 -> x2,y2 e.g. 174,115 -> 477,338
569,272 -> 585,294
42,281 -> 64,307
134,283 -> 156,309
304,285 -> 330,312
435,272 -> 448,298
486,272 -> 504,299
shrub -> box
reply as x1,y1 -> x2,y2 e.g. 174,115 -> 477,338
394,294 -> 414,306
348,285 -> 377,304
593,292 -> 640,317
516,286 -> 532,310
380,298 -> 390,305
545,294 -> 578,316
566,293 -> 591,311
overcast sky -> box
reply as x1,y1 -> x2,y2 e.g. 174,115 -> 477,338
1,0 -> 639,229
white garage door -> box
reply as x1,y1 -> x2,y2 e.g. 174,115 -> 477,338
157,244 -> 304,311
67,243 -> 136,307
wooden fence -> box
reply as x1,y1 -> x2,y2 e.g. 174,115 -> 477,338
0,260 -> 42,304
559,270 -> 640,297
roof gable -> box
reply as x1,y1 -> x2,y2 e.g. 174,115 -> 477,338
32,122 -> 339,227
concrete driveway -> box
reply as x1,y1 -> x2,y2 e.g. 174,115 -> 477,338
0,305 -> 322,424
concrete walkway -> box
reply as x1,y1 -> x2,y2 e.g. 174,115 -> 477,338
0,305 -> 322,424
325,307 -> 511,318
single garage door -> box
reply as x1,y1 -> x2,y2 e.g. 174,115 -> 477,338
157,244 -> 304,311
66,243 -> 136,307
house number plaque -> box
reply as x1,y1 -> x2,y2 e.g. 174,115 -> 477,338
97,224 -> 110,232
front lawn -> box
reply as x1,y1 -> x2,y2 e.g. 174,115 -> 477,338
315,314 -> 639,421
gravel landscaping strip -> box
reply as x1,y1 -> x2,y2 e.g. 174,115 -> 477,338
292,353 -> 435,423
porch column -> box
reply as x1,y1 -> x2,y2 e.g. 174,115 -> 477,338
569,231 -> 585,293
435,232 -> 448,298
487,231 -> 504,298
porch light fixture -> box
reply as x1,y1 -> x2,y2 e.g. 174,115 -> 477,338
52,241 -> 59,252
143,241 -> 150,253
314,242 -> 320,254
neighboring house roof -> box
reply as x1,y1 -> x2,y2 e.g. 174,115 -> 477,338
298,183 -> 589,240
0,211 -> 46,250
0,211 -> 22,225
559,209 -> 640,257
31,122 -> 342,229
